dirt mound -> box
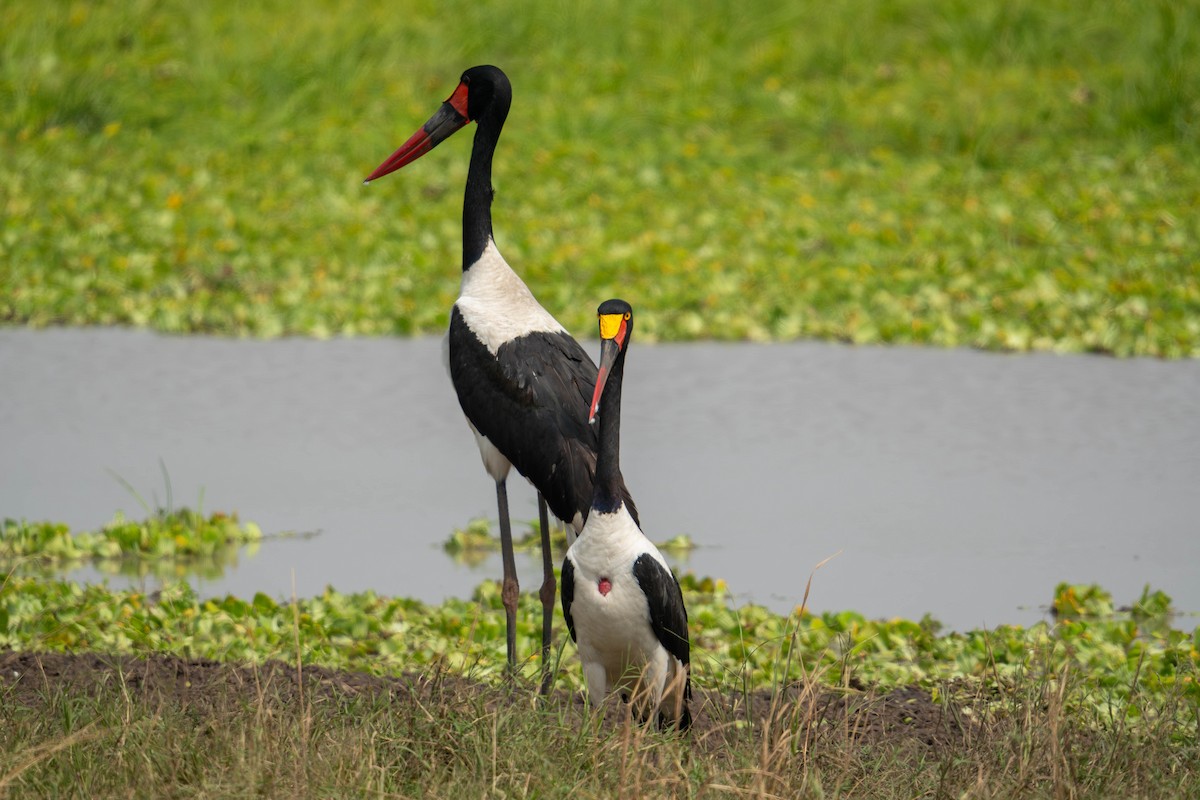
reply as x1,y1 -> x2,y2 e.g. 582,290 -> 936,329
0,649 -> 968,750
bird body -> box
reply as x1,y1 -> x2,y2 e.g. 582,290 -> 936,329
563,300 -> 691,730
562,509 -> 691,728
447,293 -> 599,532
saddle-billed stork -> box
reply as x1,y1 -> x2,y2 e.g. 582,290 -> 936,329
364,65 -> 637,690
562,299 -> 692,730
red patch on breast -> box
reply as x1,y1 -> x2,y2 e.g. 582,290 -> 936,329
598,578 -> 612,597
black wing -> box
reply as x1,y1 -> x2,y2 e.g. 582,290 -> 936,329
448,308 -> 639,526
561,555 -> 577,643
632,554 -> 689,668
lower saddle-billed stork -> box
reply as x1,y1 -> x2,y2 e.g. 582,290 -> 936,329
364,65 -> 637,690
562,300 -> 692,731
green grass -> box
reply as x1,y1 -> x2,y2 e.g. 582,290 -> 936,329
1,510 -> 1199,797
2,512 -> 1197,716
0,651 -> 1195,798
2,0 -> 1198,354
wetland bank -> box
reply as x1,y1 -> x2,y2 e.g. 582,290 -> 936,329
4,0 -> 1200,794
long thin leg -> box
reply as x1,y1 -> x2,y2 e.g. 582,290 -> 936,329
537,493 -> 555,695
495,479 -> 518,671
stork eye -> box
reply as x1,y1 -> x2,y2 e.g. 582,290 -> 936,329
624,312 -> 631,320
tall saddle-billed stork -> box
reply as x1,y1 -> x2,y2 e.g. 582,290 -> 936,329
562,300 -> 692,731
364,65 -> 637,690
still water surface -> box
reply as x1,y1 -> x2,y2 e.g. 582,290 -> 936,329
2,328 -> 1197,631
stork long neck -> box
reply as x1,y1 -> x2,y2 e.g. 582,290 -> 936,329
463,118 -> 500,269
592,353 -> 626,514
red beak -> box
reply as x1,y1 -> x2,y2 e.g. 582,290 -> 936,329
589,336 -> 623,423
363,81 -> 471,184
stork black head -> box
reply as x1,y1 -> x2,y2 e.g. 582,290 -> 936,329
589,299 -> 634,423
457,65 -> 511,124
364,65 -> 512,183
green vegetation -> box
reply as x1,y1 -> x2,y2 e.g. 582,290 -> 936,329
2,1 -> 1198,354
442,517 -> 564,566
1,510 -> 1198,797
2,512 -> 1196,715
3,0 -> 1199,791
3,569 -> 1197,716
1,509 -> 262,562
1,509 -> 263,582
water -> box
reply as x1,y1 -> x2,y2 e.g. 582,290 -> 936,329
3,327 -> 1198,631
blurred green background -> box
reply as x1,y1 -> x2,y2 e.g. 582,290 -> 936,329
2,0 -> 1197,354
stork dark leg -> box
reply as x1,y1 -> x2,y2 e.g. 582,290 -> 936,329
495,478 -> 518,671
537,493 -> 555,695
